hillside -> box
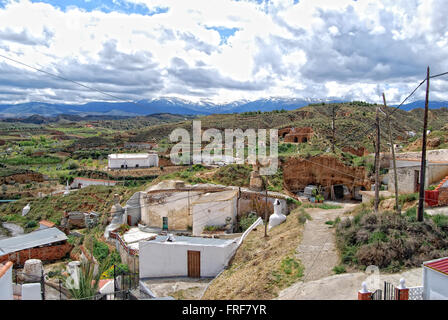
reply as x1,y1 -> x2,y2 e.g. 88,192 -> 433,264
202,208 -> 305,300
130,102 -> 447,152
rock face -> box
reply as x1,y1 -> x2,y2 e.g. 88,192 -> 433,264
280,127 -> 314,143
283,155 -> 370,195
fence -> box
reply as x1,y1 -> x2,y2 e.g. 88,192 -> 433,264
409,286 -> 424,300
109,231 -> 139,256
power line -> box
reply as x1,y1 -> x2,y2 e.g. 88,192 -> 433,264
0,53 -> 142,106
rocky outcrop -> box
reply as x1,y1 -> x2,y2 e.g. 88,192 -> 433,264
342,146 -> 369,157
0,171 -> 45,184
283,155 -> 370,194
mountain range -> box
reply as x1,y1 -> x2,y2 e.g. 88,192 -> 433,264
0,97 -> 447,119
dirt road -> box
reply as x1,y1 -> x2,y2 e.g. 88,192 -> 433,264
295,202 -> 357,282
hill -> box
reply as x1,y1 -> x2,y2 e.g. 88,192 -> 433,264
129,101 -> 448,151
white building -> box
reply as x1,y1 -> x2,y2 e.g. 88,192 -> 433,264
423,257 -> 448,300
108,153 -> 159,169
191,190 -> 238,236
139,235 -> 237,278
0,261 -> 13,300
70,177 -> 118,189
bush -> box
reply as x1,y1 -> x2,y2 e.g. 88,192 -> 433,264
66,160 -> 79,170
93,240 -> 109,263
25,220 -> 37,228
335,207 -> 448,271
239,212 -> 258,231
333,265 -> 346,274
297,208 -> 311,224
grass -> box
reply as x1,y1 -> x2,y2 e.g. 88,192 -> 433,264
202,207 -> 305,300
301,203 -> 343,210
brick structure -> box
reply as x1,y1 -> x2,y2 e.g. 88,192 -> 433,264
280,127 -> 314,143
424,175 -> 448,207
0,228 -> 72,266
0,242 -> 72,266
395,279 -> 409,300
358,282 -> 372,300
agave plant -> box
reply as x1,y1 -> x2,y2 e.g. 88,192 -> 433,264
67,258 -> 111,300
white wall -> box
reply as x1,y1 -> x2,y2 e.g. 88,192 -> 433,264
192,197 -> 237,236
70,178 -> 117,189
423,267 -> 448,300
21,283 -> 42,300
0,263 -> 13,300
139,241 -> 236,278
108,154 -> 158,169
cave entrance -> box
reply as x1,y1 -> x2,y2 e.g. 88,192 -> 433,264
333,185 -> 344,199
302,137 -> 308,143
294,137 -> 298,143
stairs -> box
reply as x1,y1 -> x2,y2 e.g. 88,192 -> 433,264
435,175 -> 448,190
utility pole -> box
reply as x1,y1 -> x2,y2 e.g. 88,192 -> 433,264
374,106 -> 381,213
418,67 -> 430,222
382,93 -> 400,214
332,105 -> 336,153
264,178 -> 268,237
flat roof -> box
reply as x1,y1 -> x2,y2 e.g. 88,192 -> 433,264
73,177 -> 119,183
146,235 -> 235,247
0,227 -> 67,256
394,160 -> 448,168
424,257 -> 448,276
108,153 -> 157,159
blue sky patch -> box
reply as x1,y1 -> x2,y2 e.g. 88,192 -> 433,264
29,0 -> 168,16
206,26 -> 239,45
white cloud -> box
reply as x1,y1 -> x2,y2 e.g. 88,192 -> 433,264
0,0 -> 446,105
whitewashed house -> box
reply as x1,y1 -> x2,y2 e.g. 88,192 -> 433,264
108,153 -> 158,169
70,177 -> 119,189
423,257 -> 448,300
0,261 -> 13,300
139,235 -> 237,278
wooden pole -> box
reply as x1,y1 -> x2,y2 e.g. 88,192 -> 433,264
332,105 -> 336,153
418,67 -> 430,222
264,178 -> 268,237
374,107 -> 381,213
382,93 -> 400,214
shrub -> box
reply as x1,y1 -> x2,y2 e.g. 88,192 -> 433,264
297,208 -> 311,224
93,240 -> 109,263
333,265 -> 346,274
239,212 -> 258,231
25,220 -> 37,228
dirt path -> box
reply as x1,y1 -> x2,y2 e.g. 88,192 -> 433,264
277,268 -> 422,300
295,202 -> 358,283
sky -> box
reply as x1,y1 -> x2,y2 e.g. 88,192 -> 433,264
0,0 -> 447,105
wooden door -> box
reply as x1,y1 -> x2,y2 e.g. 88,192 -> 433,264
414,170 -> 420,193
187,250 -> 201,278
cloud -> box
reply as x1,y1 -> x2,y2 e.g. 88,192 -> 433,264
0,0 -> 446,105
